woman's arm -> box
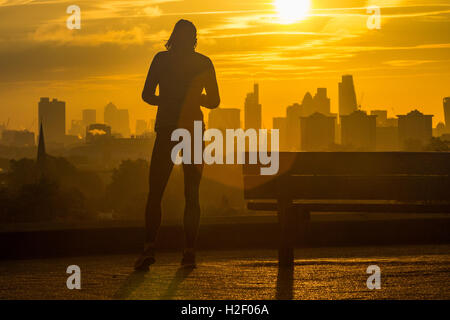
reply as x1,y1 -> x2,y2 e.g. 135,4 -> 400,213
142,53 -> 161,106
201,59 -> 220,109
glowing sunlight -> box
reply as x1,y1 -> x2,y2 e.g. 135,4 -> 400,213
275,0 -> 311,24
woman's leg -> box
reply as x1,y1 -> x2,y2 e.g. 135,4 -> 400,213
182,162 -> 203,249
145,130 -> 175,244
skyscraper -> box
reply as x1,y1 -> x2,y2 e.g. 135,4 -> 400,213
397,110 -> 433,150
371,110 -> 399,151
104,102 -> 130,137
208,107 -> 241,132
338,75 -> 357,117
341,110 -> 377,150
82,109 -> 96,127
68,120 -> 84,137
135,120 -> 148,136
38,97 -> 65,144
207,107 -> 241,160
313,88 -> 331,115
300,112 -> 336,151
371,110 -> 388,126
273,117 -> 288,151
117,109 -> 130,137
244,83 -> 262,130
286,103 -> 302,150
104,102 -> 116,127
301,92 -> 315,116
444,97 -> 450,133
376,126 -> 399,151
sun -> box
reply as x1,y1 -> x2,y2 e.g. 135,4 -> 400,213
275,0 -> 311,24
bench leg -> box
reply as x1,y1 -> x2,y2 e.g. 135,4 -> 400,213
278,246 -> 294,267
278,201 -> 295,267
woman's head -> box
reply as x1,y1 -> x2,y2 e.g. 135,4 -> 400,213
165,19 -> 197,52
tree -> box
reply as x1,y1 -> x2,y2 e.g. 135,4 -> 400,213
5,179 -> 86,223
7,158 -> 38,190
106,159 -> 149,218
424,137 -> 450,152
2,157 -> 97,223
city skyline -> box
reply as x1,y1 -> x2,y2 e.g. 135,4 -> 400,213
3,77 -> 448,132
1,73 -> 449,133
1,77 -> 450,146
1,83 -> 448,154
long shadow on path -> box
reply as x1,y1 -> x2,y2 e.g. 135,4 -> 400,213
113,271 -> 148,299
160,266 -> 195,299
275,265 -> 294,300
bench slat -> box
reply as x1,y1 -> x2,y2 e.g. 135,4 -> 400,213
243,152 -> 450,176
244,175 -> 450,201
247,202 -> 450,213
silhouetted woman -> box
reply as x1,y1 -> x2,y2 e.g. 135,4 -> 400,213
135,19 -> 220,270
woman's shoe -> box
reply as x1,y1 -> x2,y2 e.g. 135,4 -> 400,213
134,244 -> 156,271
181,249 -> 196,268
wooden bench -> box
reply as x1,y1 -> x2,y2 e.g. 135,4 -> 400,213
243,152 -> 450,266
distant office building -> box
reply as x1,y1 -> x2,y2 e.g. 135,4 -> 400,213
135,120 -> 148,136
286,103 -> 302,151
444,97 -> 450,133
341,110 -> 377,150
86,123 -> 112,144
68,120 -> 84,137
244,83 -> 262,130
104,103 -> 116,125
370,110 -> 399,150
117,109 -> 130,136
1,130 -> 35,147
397,110 -> 433,150
82,109 -> 96,126
313,88 -> 331,115
300,112 -> 336,151
335,121 -> 341,144
104,102 -> 130,137
208,107 -> 240,132
301,92 -> 315,116
290,91 -> 329,117
376,126 -> 399,151
338,75 -> 357,117
371,110 -> 388,126
385,118 -> 398,127
208,107 -> 241,159
434,122 -> 446,137
38,97 -> 66,144
273,117 -> 288,151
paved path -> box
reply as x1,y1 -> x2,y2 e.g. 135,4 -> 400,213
1,245 -> 449,299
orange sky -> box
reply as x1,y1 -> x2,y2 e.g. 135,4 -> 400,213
0,0 -> 449,132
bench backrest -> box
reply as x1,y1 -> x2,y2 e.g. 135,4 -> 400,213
243,152 -> 450,201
